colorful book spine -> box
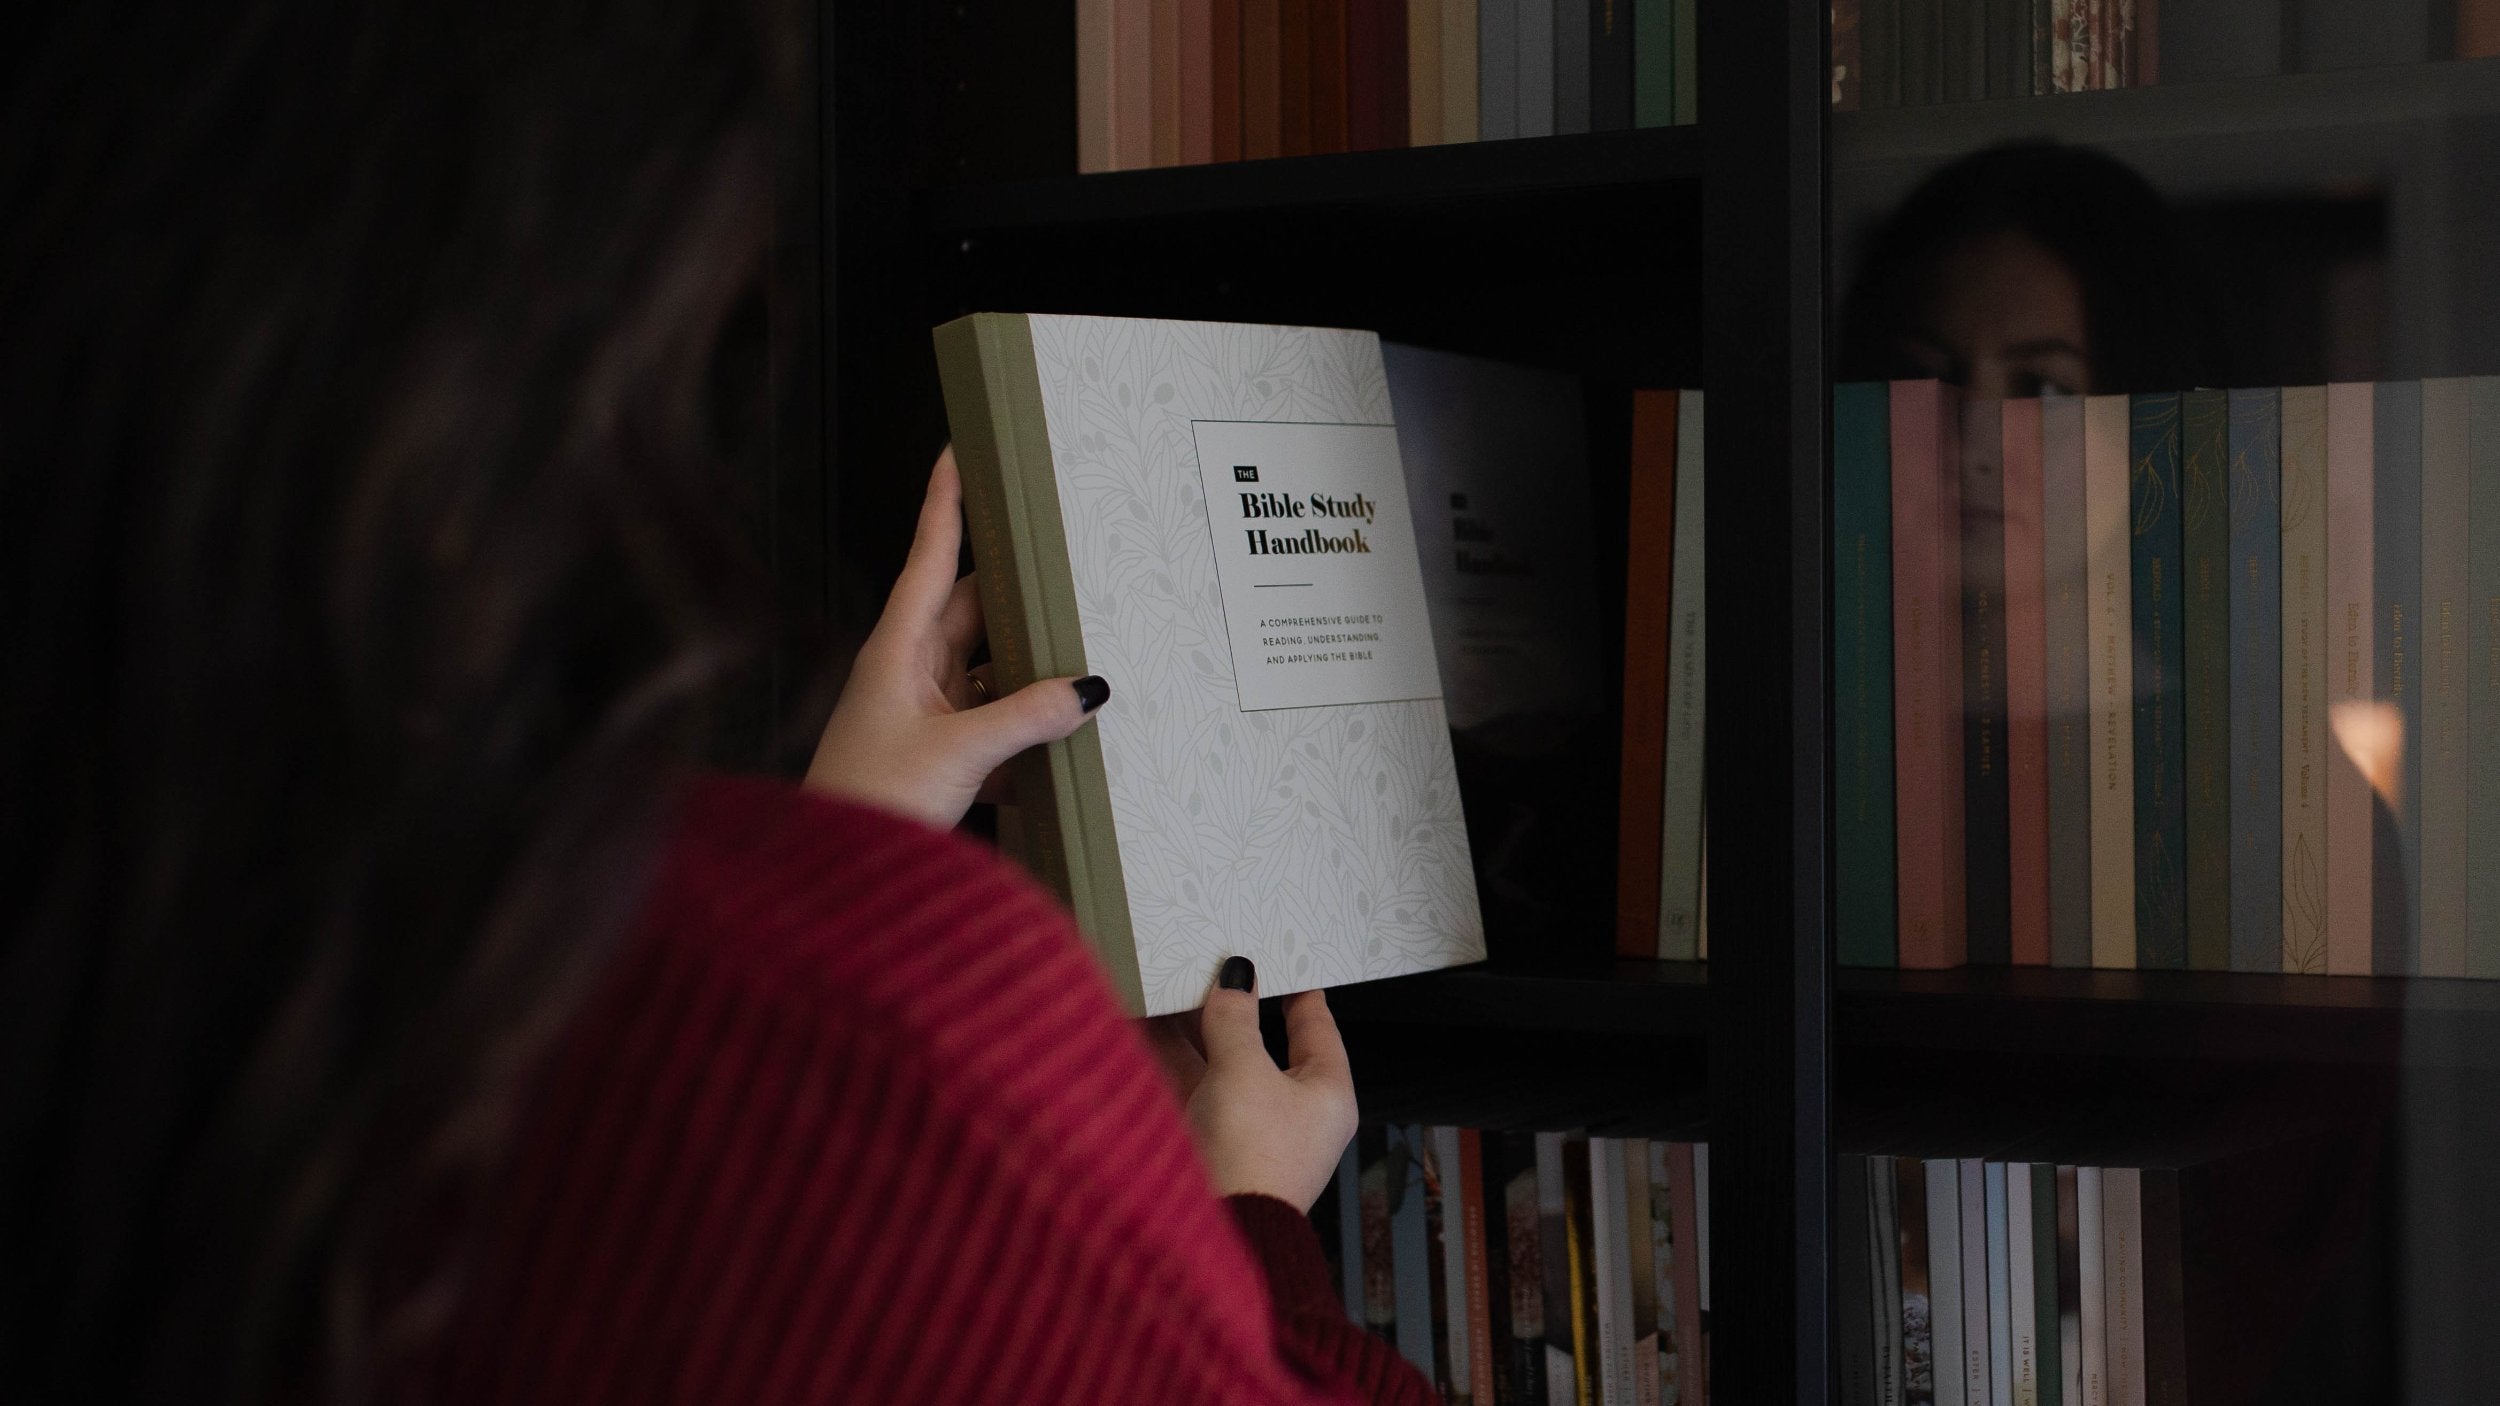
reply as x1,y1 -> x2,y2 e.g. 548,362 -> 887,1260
1893,382 -> 1969,968
1517,0 -> 1557,137
1438,1126 -> 1479,1403
1617,392 -> 1678,957
1585,1136 -> 1628,1405
2375,379 -> 2424,974
1590,0 -> 1635,128
1656,391 -> 1708,958
2472,377 -> 2500,977
2227,387 -> 2283,972
1836,383 -> 1900,967
2324,381 -> 2375,975
2180,389 -> 2232,971
1633,0 -> 1674,126
2281,386 -> 2331,974
1963,396 -> 2014,965
2043,395 -> 2095,968
2084,395 -> 2137,969
1476,0 -> 1517,141
2130,392 -> 2187,970
2421,378 -> 2472,977
2004,398 -> 2053,966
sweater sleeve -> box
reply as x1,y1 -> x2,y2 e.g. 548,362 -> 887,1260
1229,1195 -> 1447,1406
440,776 -> 1441,1406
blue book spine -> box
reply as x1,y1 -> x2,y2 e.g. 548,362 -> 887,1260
2228,388 -> 2284,972
1834,383 -> 1898,967
2130,393 -> 2187,969
2472,378 -> 2500,978
2375,380 -> 2423,974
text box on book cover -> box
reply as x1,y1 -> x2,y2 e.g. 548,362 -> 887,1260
1191,420 -> 1443,713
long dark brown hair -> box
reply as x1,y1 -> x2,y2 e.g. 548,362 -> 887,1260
1,3 -> 793,1400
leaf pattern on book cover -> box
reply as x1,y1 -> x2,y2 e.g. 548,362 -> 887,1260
1029,315 -> 1483,1013
2129,396 -> 2177,538
2287,832 -> 2327,973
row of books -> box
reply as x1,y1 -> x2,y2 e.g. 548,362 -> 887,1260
1614,390 -> 1709,963
1314,1123 -> 1713,1405
1833,377 -> 2500,976
1834,0 -> 2500,111
1076,0 -> 1697,175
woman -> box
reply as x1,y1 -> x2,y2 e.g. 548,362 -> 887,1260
0,4 -> 1435,1403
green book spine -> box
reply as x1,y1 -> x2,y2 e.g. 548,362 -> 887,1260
2180,389 -> 2232,971
1655,390 -> 1708,958
2032,1163 -> 2063,1406
1835,383 -> 1899,967
2471,377 -> 2500,977
2131,392 -> 2187,970
931,313 -> 1143,1009
2374,379 -> 2423,974
1633,0 -> 1673,126
1671,0 -> 1697,123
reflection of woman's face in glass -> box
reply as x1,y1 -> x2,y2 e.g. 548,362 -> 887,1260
1897,228 -> 2093,400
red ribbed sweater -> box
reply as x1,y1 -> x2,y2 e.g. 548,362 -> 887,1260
440,774 -> 1440,1406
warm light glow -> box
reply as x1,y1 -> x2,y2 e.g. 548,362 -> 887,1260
2330,700 -> 2404,809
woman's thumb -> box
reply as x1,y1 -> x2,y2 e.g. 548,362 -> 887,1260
955,674 -> 1108,772
1198,955 -> 1271,1069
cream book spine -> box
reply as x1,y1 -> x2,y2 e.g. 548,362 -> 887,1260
2084,394 -> 2137,969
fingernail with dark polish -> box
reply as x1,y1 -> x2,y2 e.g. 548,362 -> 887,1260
1074,676 -> 1110,713
1218,955 -> 1254,992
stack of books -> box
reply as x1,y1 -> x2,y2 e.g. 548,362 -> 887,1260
1315,1122 -> 1714,1405
1076,0 -> 1698,174
1833,377 -> 2500,976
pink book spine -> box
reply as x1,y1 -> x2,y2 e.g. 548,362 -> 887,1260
2324,382 -> 2376,976
1116,0 -> 1155,170
1181,0 -> 1216,164
1893,380 -> 1970,969
2002,398 -> 2053,965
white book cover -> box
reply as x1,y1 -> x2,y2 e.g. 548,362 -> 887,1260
2082,394 -> 2137,970
938,313 -> 1487,1015
1591,1136 -> 1635,1405
2008,1162 -> 2040,1406
2279,386 -> 2331,974
1929,1159 -> 1966,1406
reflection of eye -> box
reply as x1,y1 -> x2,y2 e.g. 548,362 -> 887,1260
2009,370 -> 2080,399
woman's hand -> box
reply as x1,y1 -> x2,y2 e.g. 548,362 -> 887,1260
1147,959 -> 1360,1212
804,448 -> 1108,829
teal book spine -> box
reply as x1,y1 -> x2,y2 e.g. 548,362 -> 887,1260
2031,1164 -> 2062,1406
2374,379 -> 2423,974
1835,383 -> 1899,967
2180,389 -> 2232,971
2227,388 -> 2283,972
2130,392 -> 2187,969
2472,377 -> 2500,977
1632,0 -> 1673,126
2042,395 -> 2094,967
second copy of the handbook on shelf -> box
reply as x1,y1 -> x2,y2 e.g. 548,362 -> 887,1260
934,312 -> 1486,1017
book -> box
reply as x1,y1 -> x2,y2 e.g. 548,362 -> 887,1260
2008,1161 -> 2039,1406
2003,398 -> 2052,967
2101,1167 -> 2144,1406
1835,383 -> 1900,967
1463,1128 -> 1503,1404
1962,395 -> 2013,966
1386,345 -> 1607,940
1310,0 -> 1352,152
2420,378 -> 2472,977
1501,1131 -> 1549,1402
1842,1156 -> 1879,1406
1650,1140 -> 1683,1405
1671,0 -> 1697,123
1863,0 -> 1901,106
1893,381 -> 1968,969
1362,1125 -> 1401,1343
1478,0 -> 1518,141
2374,379 -> 2423,975
2129,392 -> 2186,971
1668,1142 -> 1706,1406
1927,1158 -> 1964,1406
1590,1136 -> 1635,1405
2032,1164 -> 2063,1406
1425,1127 -> 1459,1393
1834,0 -> 1863,108
1591,0 -> 1636,129
2473,377 -> 2500,977
934,313 -> 1486,1016
1281,0 -> 1314,154
1443,0 -> 1480,141
1411,0 -> 1446,144
2076,1164 -> 2105,1406
2042,395 -> 2093,969
1080,0 -> 1118,172
1245,0 -> 1286,156
1214,0 -> 1247,160
1153,0 -> 1183,166
2323,381 -> 2375,975
1618,392 -> 1679,957
2226,388 -> 2282,973
1634,0 -> 1673,126
2179,389 -> 2230,972
1959,1159 -> 1989,1406
1518,0 -> 1557,137
2055,1165 -> 2083,1406
1438,1126 -> 1479,1402
1555,0 -> 1593,132
1381,0 -> 1412,146
1900,1157 -> 1936,1406
1563,1134 -> 1601,1405
1986,1162 -> 2014,1406
1624,1142 -> 1663,1406
1657,391 -> 1709,958
1538,1131 -> 1576,1402
2280,386 -> 2330,974
1349,0 -> 1386,149
1181,0 -> 1215,164
1874,1156 -> 1907,1406
2084,394 -> 2136,970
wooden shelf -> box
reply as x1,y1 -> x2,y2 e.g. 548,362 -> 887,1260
1330,959 -> 2500,1066
923,125 -> 1703,234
